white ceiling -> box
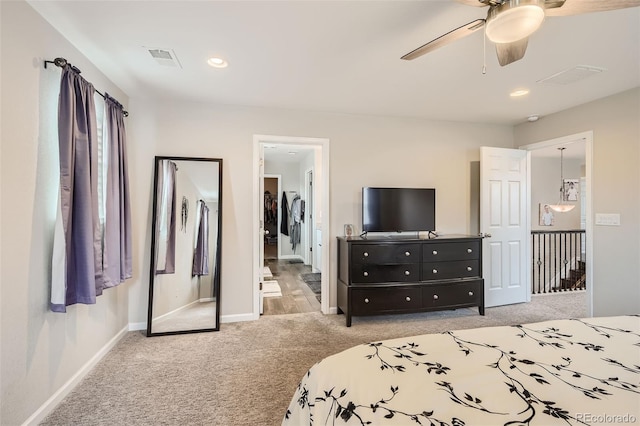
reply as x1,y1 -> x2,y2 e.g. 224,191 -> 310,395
28,0 -> 640,126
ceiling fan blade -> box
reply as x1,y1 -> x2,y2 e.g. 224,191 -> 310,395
454,0 -> 489,7
401,19 -> 485,60
495,37 -> 529,66
545,0 -> 640,16
542,0 -> 567,10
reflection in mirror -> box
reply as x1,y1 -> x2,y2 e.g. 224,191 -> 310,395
147,157 -> 222,336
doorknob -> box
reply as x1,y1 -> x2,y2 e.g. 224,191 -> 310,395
478,233 -> 492,238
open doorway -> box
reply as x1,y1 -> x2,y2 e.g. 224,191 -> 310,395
253,135 -> 330,320
521,131 -> 593,317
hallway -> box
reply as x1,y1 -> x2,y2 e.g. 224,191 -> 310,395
262,259 -> 321,315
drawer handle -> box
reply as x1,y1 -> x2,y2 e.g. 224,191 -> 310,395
364,252 -> 369,257
467,248 -> 473,253
363,271 -> 369,277
432,250 -> 438,255
405,251 -> 411,256
405,296 -> 411,302
433,294 -> 439,300
468,291 -> 474,296
467,266 -> 473,272
432,269 -> 438,274
404,270 -> 410,276
364,298 -> 370,303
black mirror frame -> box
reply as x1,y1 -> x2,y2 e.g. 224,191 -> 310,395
146,156 -> 222,337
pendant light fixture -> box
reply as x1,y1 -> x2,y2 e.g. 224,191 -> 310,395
548,147 -> 575,213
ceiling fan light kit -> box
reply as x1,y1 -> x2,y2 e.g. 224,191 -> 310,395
485,1 -> 545,44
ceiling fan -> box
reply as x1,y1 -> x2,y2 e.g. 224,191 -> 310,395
401,0 -> 640,66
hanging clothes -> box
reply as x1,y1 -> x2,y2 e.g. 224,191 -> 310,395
264,191 -> 277,225
280,191 -> 290,236
290,194 -> 302,252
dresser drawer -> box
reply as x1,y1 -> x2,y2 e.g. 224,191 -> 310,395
422,241 -> 480,262
351,263 -> 420,284
351,243 -> 420,264
351,287 -> 422,315
422,260 -> 480,280
423,280 -> 483,308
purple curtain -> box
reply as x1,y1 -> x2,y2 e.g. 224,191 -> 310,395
51,64 -> 101,312
192,201 -> 210,276
155,160 -> 177,274
102,94 -> 132,286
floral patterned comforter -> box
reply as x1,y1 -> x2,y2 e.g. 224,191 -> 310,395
283,316 -> 639,425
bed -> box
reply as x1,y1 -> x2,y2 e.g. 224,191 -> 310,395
283,316 -> 639,425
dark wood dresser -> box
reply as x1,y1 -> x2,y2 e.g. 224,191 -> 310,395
337,235 -> 484,326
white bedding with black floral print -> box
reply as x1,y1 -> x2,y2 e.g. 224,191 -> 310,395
283,316 -> 639,425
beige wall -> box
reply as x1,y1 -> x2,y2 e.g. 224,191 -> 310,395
0,2 -> 130,424
515,88 -> 640,316
126,99 -> 515,323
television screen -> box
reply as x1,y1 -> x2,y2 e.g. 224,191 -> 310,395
362,187 -> 435,233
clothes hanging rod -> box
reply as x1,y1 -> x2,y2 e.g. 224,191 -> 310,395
44,57 -> 129,117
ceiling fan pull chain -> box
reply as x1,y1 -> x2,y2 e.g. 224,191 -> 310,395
482,24 -> 487,74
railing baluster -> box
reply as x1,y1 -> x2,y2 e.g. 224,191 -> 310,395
553,233 -> 557,292
530,229 -> 586,295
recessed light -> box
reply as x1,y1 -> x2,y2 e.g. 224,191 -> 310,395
527,115 -> 540,122
207,57 -> 228,68
510,88 -> 530,97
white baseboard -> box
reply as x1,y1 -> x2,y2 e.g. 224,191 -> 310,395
221,312 -> 257,323
327,306 -> 338,315
22,325 -> 129,426
129,322 -> 147,331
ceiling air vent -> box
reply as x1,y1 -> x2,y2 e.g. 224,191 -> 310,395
146,48 -> 182,68
537,65 -> 606,85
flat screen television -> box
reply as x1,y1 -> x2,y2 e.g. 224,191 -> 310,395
362,187 -> 435,233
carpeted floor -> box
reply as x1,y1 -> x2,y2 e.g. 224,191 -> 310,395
40,292 -> 586,426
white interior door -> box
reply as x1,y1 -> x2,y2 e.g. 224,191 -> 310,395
305,169 -> 314,269
258,151 -> 265,314
480,147 -> 529,307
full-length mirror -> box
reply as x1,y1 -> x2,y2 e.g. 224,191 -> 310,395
147,156 -> 222,336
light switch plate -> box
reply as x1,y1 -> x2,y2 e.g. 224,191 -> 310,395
595,213 -> 621,226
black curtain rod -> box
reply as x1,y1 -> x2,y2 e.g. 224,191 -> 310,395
44,57 -> 129,117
